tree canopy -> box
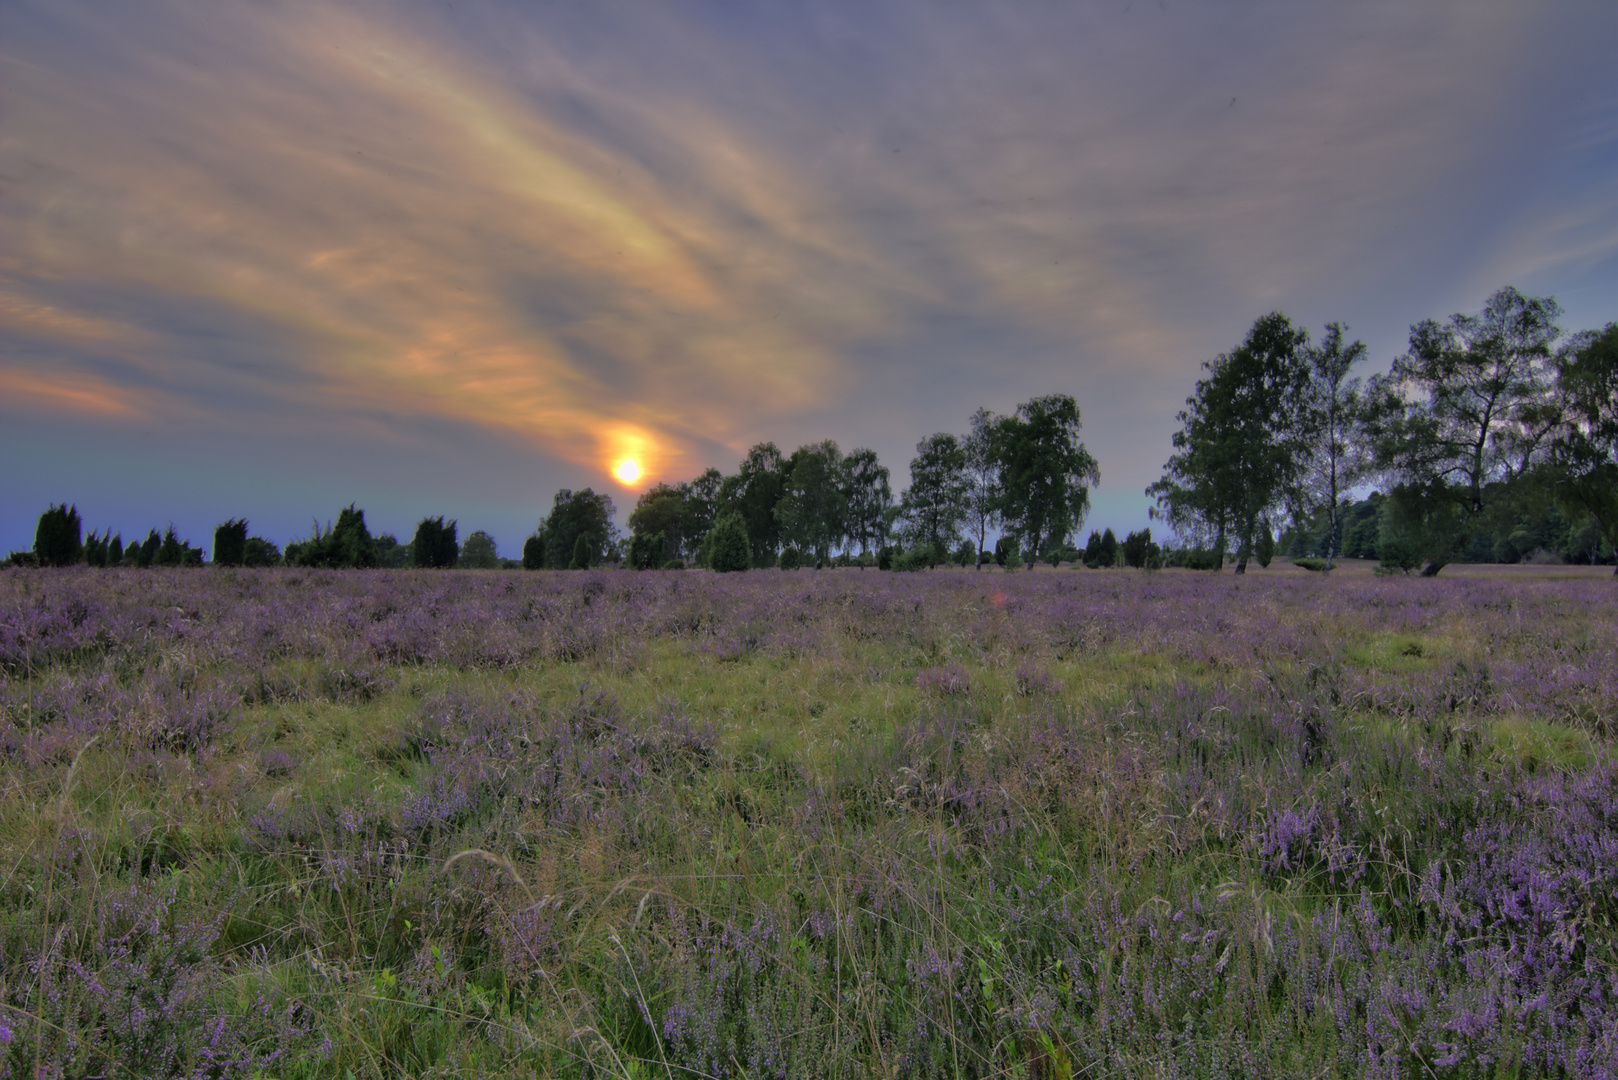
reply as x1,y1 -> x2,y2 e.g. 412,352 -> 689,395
995,394 -> 1099,561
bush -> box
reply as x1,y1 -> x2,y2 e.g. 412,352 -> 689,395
522,533 -> 545,569
458,530 -> 499,569
243,537 -> 281,567
1166,547 -> 1220,571
213,519 -> 248,566
1121,528 -> 1159,569
412,517 -> 459,569
1255,526 -> 1275,568
891,547 -> 930,572
1293,557 -> 1329,572
629,531 -> 665,571
994,537 -> 1015,567
956,542 -> 975,567
569,535 -> 592,570
1377,529 -> 1422,575
707,512 -> 751,573
34,504 -> 82,567
777,545 -> 802,570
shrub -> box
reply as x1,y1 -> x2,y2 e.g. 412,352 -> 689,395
629,531 -> 665,570
34,503 -> 82,567
994,536 -> 1015,567
1293,557 -> 1329,572
242,537 -> 280,567
778,545 -> 802,570
213,518 -> 248,566
569,534 -> 592,570
412,517 -> 459,569
1121,528 -> 1157,569
707,512 -> 751,572
522,533 -> 546,569
458,530 -> 499,569
1255,525 -> 1275,568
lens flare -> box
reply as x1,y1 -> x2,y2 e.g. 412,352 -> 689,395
612,459 -> 642,485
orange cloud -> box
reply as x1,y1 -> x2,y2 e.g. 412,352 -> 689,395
0,369 -> 142,418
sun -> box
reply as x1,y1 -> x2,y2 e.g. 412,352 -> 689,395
612,459 -> 642,485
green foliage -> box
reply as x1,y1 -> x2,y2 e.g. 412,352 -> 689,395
778,440 -> 846,563
840,447 -> 892,557
1254,523 -> 1275,568
777,545 -> 802,570
1121,528 -> 1161,570
1149,313 -> 1312,573
545,488 -> 616,569
1549,322 -> 1618,572
522,532 -> 546,569
628,530 -> 665,571
720,442 -> 787,565
1293,557 -> 1329,572
242,536 -> 281,567
569,534 -> 592,570
289,505 -> 376,568
155,526 -> 184,566
34,503 -> 83,567
1376,511 -> 1424,575
706,510 -> 751,572
212,518 -> 248,567
681,468 -> 724,557
899,432 -> 968,551
134,529 -> 160,568
82,530 -> 109,568
458,530 -> 499,569
1084,528 -> 1119,569
1367,286 -> 1563,576
994,536 -> 1014,567
1294,323 -> 1371,567
373,532 -> 409,568
992,395 -> 1099,558
629,484 -> 687,565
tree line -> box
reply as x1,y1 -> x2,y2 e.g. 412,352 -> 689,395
1148,285 -> 1616,576
12,286 -> 1613,576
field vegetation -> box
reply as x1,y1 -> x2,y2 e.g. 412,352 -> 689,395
2,565 -> 1615,1078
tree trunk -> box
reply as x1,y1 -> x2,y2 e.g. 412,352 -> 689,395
1420,560 -> 1447,577
1234,558 -> 1247,575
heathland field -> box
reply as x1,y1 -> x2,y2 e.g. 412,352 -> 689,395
2,565 -> 1615,1079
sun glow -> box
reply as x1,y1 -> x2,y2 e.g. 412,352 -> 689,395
612,459 -> 642,485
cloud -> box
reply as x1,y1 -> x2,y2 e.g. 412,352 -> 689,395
1,0 -> 1613,554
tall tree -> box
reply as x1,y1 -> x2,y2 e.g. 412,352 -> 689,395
1148,314 -> 1310,573
213,518 -> 248,567
1296,323 -> 1370,570
544,488 -> 617,569
1548,322 -> 1618,575
1366,286 -> 1562,576
34,504 -> 83,567
629,483 -> 687,565
680,468 -> 724,558
995,394 -> 1101,562
962,407 -> 1001,569
899,433 -> 968,553
840,447 -> 893,559
777,440 -> 846,563
412,517 -> 460,568
719,443 -> 787,565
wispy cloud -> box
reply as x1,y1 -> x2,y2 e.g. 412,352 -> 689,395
2,0 -> 1614,550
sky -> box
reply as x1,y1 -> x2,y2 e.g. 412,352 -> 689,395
3,0 -> 1616,559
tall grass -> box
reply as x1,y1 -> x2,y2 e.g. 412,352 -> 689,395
1,566 -> 1614,1077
